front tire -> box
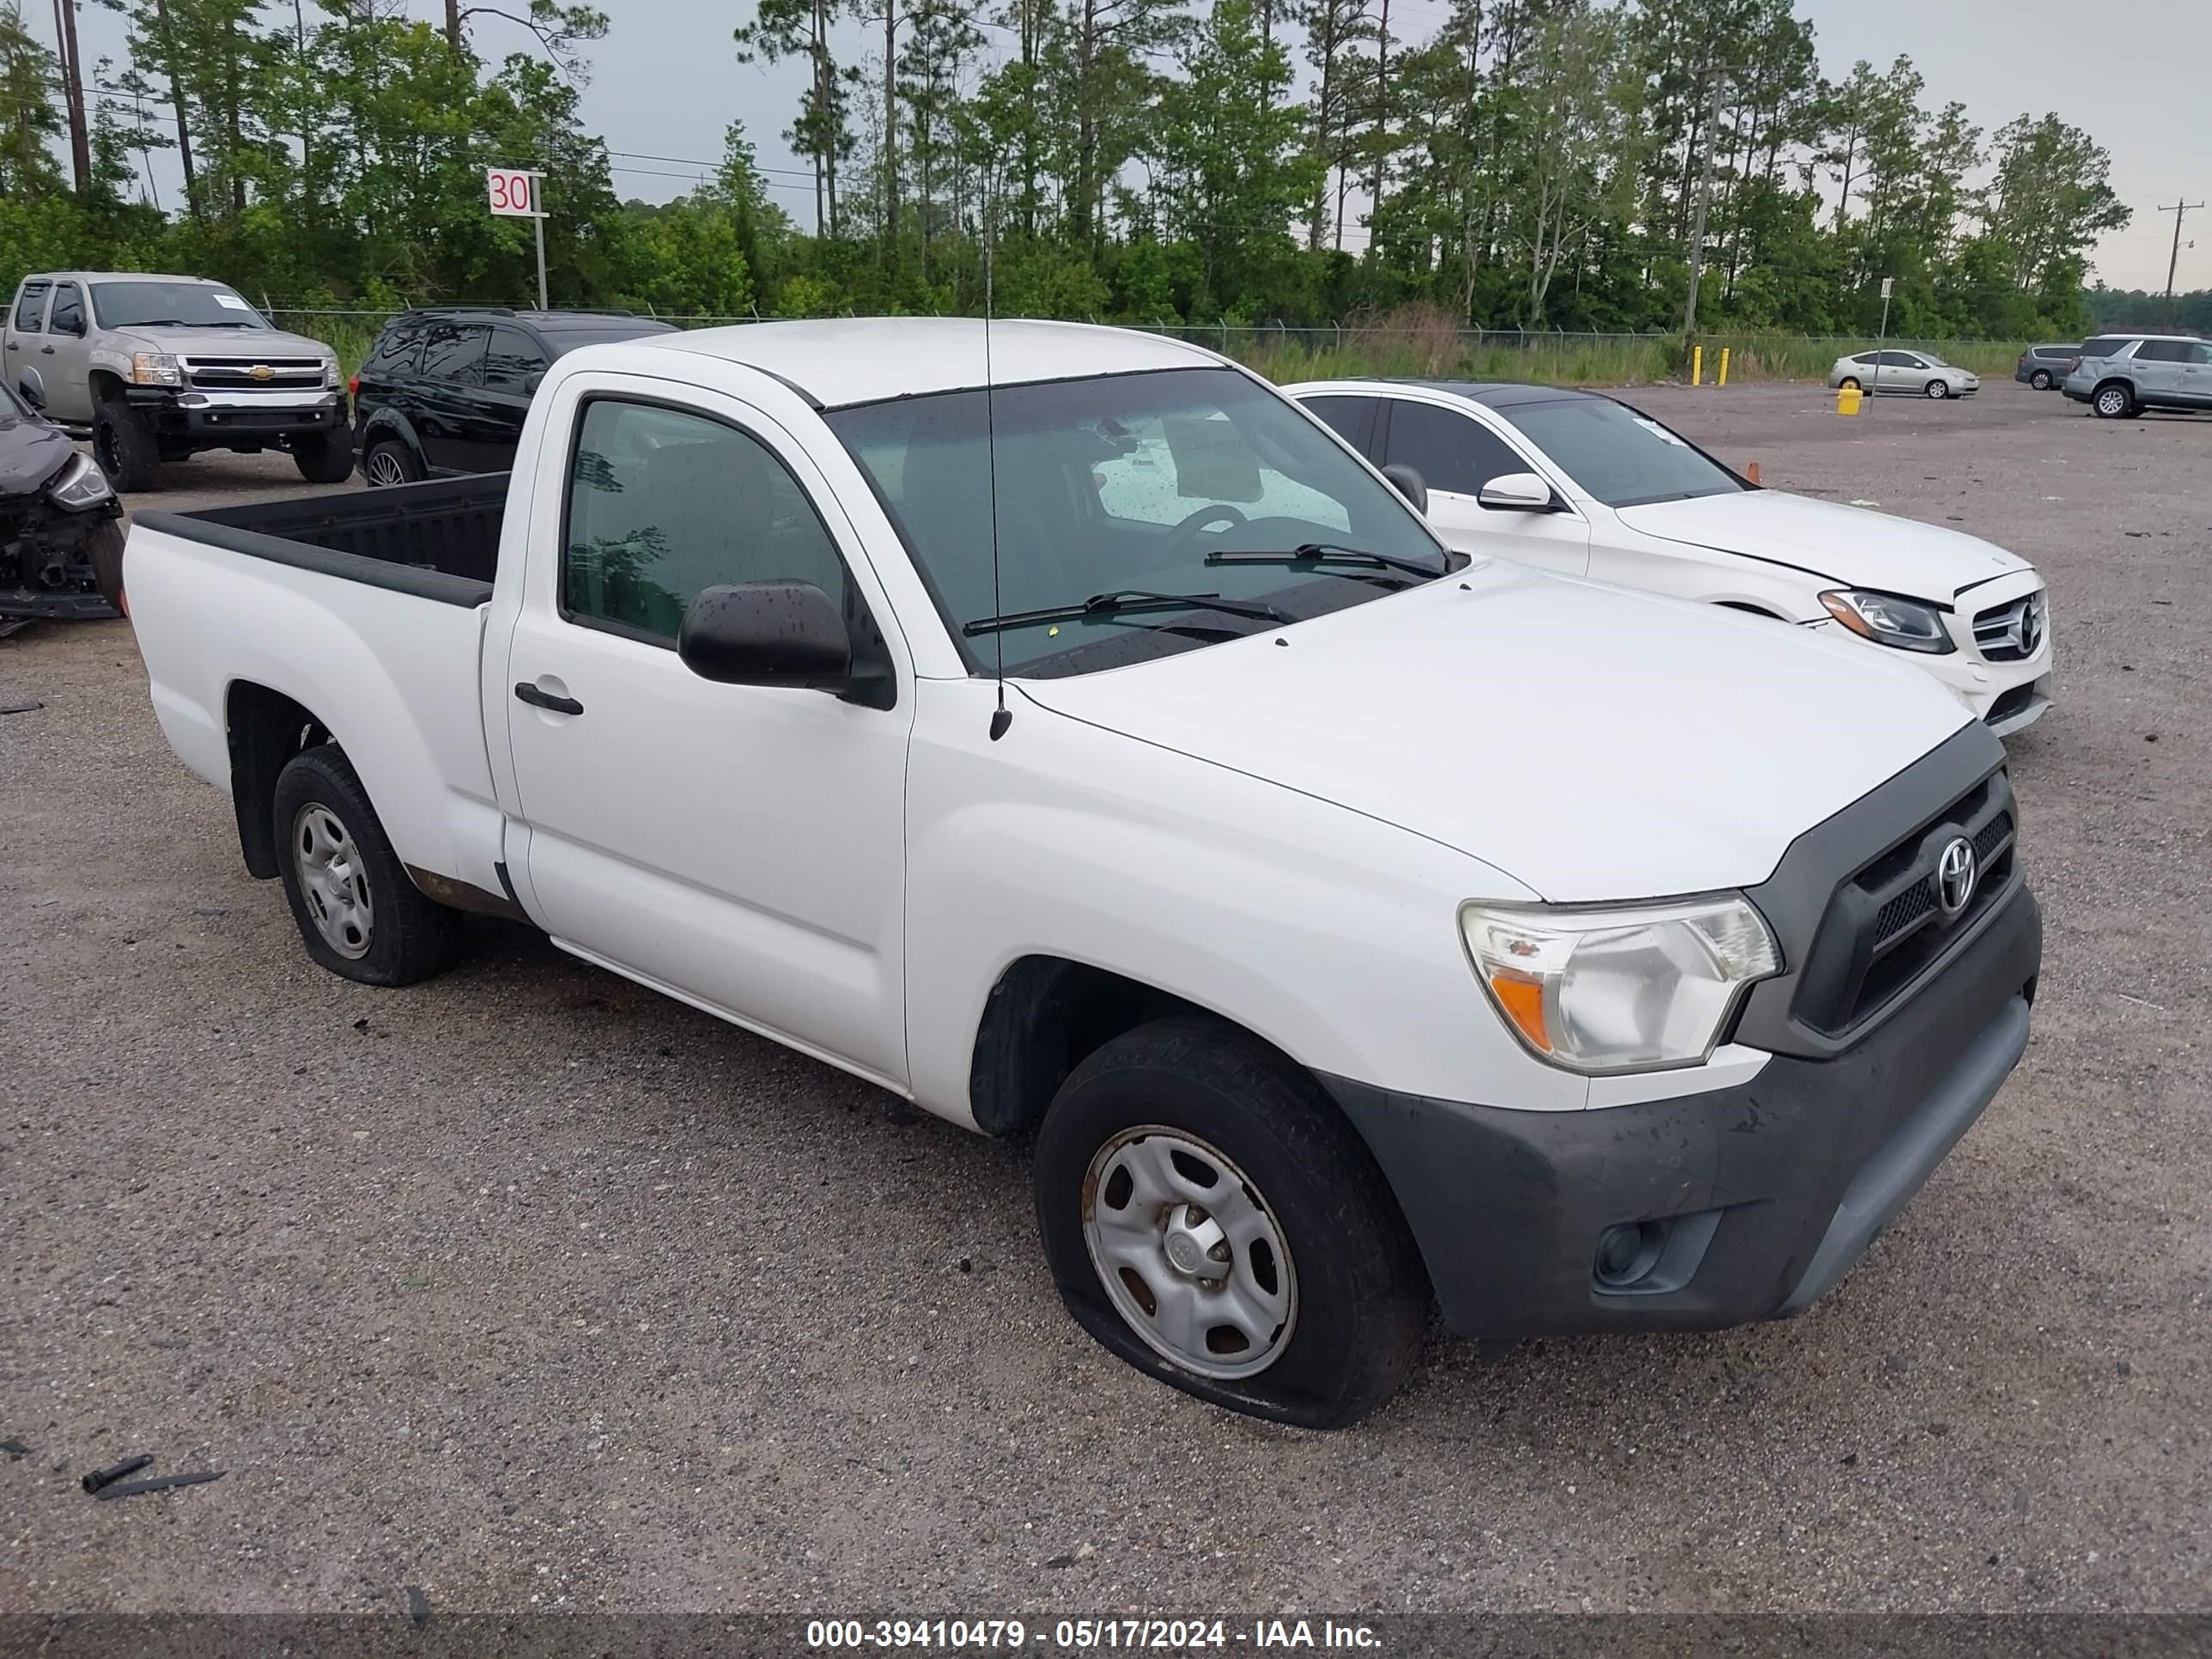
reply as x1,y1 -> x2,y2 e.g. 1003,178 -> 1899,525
86,517 -> 126,617
271,744 -> 465,986
1924,379 -> 1950,399
294,425 -> 356,484
1034,1015 -> 1428,1429
2094,384 -> 2135,419
94,395 -> 160,492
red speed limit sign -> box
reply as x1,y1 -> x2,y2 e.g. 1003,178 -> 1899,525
486,167 -> 539,217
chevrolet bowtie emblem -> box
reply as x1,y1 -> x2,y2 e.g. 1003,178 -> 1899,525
248,364 -> 274,381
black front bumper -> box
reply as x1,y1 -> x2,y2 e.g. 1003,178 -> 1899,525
1324,881 -> 2041,1339
124,387 -> 345,442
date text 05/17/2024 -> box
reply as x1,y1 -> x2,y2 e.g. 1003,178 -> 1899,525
805,1620 -> 1382,1650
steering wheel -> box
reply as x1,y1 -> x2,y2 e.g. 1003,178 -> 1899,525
1160,503 -> 1249,564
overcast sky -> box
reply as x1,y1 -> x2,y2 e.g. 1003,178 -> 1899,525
58,0 -> 2212,293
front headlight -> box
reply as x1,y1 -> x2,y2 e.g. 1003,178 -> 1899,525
1818,588 -> 1954,653
131,352 -> 183,386
44,452 -> 114,509
323,358 -> 342,389
1460,896 -> 1780,1075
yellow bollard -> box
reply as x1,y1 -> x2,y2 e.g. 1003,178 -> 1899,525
1838,385 -> 1863,416
1692,345 -> 1704,386
1718,347 -> 1730,387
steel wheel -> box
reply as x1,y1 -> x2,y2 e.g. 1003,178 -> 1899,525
364,447 -> 410,486
291,803 -> 374,959
1081,1125 -> 1297,1381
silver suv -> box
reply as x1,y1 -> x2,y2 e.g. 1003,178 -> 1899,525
3,272 -> 349,490
2062,333 -> 2212,418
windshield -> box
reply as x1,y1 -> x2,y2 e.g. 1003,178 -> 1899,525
825,367 -> 1446,676
0,380 -> 27,419
90,281 -> 270,330
1492,398 -> 1748,510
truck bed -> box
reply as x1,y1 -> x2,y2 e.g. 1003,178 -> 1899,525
133,473 -> 507,606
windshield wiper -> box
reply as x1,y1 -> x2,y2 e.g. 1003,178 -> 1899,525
1206,542 -> 1446,579
963,587 -> 1291,637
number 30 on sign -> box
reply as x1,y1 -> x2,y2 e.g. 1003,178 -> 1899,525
486,168 -> 538,217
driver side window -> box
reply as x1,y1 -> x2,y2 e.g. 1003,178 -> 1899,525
562,398 -> 850,644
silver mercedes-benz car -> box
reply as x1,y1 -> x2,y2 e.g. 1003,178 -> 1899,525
1827,349 -> 1980,399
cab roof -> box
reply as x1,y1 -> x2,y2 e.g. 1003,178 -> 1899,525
634,318 -> 1227,409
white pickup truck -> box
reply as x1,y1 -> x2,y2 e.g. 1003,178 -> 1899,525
126,320 -> 2043,1428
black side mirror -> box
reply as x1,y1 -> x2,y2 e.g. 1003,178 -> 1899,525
678,580 -> 856,690
524,370 -> 544,394
17,380 -> 44,411
1380,463 -> 1427,515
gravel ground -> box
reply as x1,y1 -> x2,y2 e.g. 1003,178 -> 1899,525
2,380 -> 2208,1617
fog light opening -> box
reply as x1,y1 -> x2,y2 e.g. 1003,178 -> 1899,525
1594,1221 -> 1668,1290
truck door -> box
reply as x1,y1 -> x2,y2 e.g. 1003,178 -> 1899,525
6,280 -> 50,406
497,375 -> 916,1089
41,282 -> 93,423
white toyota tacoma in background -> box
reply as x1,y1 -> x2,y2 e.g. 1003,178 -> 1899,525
1287,379 -> 2054,735
123,320 -> 2043,1427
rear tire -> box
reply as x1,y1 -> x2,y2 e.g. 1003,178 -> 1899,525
1033,1014 -> 1429,1429
94,395 -> 160,492
2029,369 -> 2053,391
271,744 -> 465,987
294,425 -> 356,484
2093,383 -> 2134,419
362,438 -> 423,487
1838,377 -> 1862,392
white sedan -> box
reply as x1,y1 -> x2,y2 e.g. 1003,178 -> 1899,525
1286,379 -> 2051,735
1826,349 -> 1979,398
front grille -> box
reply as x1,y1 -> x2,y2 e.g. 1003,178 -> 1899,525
181,356 -> 326,392
1790,772 -> 2019,1036
1972,592 -> 2046,662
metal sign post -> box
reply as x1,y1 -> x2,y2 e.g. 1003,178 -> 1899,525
488,167 -> 549,310
1870,276 -> 1893,408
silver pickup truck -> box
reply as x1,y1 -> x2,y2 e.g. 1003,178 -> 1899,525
4,272 -> 349,491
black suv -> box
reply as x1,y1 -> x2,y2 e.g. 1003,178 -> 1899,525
351,307 -> 678,483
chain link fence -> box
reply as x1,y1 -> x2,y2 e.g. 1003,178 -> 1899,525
263,306 -> 2031,386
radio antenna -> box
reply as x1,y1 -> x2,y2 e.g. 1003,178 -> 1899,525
984,174 -> 1012,742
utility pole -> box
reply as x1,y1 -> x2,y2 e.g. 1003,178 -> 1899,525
1682,64 -> 1744,338
2160,199 -> 2203,320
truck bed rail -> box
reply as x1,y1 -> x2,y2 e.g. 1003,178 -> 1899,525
132,473 -> 507,607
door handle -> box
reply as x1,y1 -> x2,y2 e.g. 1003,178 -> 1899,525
39,345 -> 53,355
514,681 -> 583,716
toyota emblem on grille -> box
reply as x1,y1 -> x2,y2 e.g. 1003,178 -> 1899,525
1936,836 -> 1978,918
248,364 -> 274,381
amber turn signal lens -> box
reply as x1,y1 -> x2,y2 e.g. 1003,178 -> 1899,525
1486,973 -> 1551,1053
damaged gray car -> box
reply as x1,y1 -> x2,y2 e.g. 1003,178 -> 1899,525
0,378 -> 125,635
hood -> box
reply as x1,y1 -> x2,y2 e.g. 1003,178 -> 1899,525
0,408 -> 72,495
1017,561 -> 1972,903
111,325 -> 335,360
1615,489 -> 2031,599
